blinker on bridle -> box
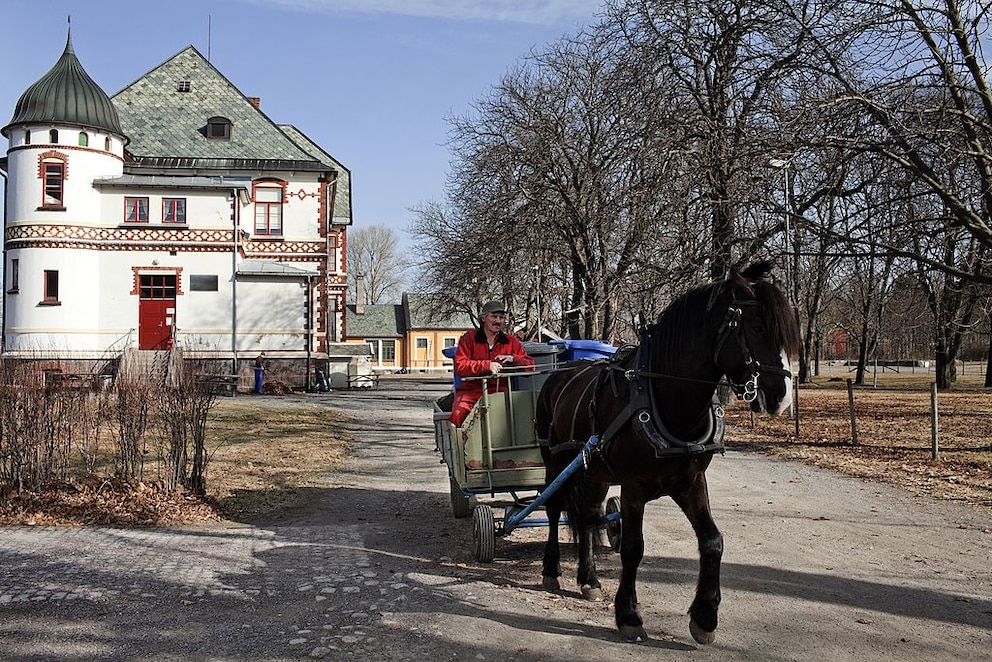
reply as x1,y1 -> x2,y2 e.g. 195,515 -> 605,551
712,300 -> 792,402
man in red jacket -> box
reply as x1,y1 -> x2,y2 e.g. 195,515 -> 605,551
450,300 -> 535,427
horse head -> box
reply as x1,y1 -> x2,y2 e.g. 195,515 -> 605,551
717,261 -> 799,416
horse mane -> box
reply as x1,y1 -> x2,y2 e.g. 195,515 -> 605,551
650,261 -> 798,375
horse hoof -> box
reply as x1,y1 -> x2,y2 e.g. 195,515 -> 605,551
542,576 -> 560,592
689,619 -> 716,645
580,584 -> 604,601
618,625 -> 648,642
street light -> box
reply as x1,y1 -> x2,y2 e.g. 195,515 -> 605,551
769,158 -> 793,301
533,264 -> 542,342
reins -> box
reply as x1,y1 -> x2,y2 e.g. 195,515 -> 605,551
611,300 -> 792,404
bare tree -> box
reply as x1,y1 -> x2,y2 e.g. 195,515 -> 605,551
347,224 -> 410,304
813,0 -> 992,282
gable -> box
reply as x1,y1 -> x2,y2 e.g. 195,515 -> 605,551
112,46 -> 323,167
346,304 -> 405,338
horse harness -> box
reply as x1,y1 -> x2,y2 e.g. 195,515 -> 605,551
544,300 -> 791,462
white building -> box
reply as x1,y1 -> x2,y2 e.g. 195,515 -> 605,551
0,32 -> 355,387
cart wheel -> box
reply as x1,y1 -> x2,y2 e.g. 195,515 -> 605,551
605,496 -> 622,552
472,504 -> 496,563
450,478 -> 472,519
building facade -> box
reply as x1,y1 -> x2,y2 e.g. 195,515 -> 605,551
0,33 -> 353,385
345,293 -> 473,373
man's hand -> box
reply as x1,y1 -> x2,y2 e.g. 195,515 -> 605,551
495,354 -> 514,364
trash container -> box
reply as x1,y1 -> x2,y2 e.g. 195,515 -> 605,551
550,339 -> 617,362
442,346 -> 460,389
515,342 -> 562,392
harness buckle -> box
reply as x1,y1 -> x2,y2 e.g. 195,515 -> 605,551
624,369 -> 636,381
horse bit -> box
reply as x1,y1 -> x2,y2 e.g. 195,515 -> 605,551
711,301 -> 791,402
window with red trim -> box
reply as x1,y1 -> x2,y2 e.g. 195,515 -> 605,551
43,270 -> 59,303
42,161 -> 64,207
163,198 -> 186,223
125,197 -> 149,222
254,186 -> 283,235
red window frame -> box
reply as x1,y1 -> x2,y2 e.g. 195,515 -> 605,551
163,198 -> 187,223
43,270 -> 59,302
42,162 -> 64,208
254,186 -> 283,236
125,197 -> 150,223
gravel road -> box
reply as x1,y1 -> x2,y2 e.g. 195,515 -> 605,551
1,375 -> 990,661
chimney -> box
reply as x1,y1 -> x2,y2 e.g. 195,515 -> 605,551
355,274 -> 365,315
248,96 -> 261,108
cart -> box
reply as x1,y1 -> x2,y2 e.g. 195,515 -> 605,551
433,341 -> 622,562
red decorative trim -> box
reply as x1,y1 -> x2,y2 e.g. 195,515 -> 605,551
5,224 -> 327,257
130,266 -> 184,296
36,150 -> 69,180
9,143 -> 123,160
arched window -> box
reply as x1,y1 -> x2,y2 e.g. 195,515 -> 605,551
23,130 -> 31,145
253,181 -> 285,236
78,132 -> 89,147
49,129 -> 58,143
206,116 -> 232,140
41,159 -> 66,208
104,137 -> 111,151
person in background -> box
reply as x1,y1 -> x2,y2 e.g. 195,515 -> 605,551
450,300 -> 535,426
253,353 -> 266,395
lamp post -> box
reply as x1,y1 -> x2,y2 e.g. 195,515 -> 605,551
769,158 -> 793,301
534,265 -> 542,342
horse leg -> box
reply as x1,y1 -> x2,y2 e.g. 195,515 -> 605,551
542,499 -> 562,591
672,475 -> 723,645
614,495 -> 647,641
574,481 -> 609,601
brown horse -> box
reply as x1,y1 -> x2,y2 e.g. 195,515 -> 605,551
535,261 -> 799,643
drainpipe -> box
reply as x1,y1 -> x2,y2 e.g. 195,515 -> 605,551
231,189 -> 240,375
0,168 -> 7,353
305,274 -> 313,391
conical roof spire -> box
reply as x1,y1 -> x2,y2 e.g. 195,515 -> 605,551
2,27 -> 123,138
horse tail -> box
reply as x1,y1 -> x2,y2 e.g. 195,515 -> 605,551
565,467 -> 604,547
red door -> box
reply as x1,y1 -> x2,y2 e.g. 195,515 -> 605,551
138,274 -> 176,350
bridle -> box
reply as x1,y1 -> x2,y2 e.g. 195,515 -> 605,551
711,300 -> 792,402
619,298 -> 792,403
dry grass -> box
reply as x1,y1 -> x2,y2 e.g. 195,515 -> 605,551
724,367 -> 992,510
0,400 -> 353,526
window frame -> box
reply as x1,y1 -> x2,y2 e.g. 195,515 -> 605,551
43,269 -> 60,304
253,184 -> 284,236
7,258 -> 19,293
78,132 -> 89,147
48,129 -> 58,143
206,116 -> 232,140
125,196 -> 150,223
42,161 -> 65,208
163,198 -> 187,224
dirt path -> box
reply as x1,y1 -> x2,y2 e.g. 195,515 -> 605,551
273,376 -> 988,661
1,376 -> 989,661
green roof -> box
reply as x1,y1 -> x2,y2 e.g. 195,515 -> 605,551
346,305 -> 405,338
112,46 -> 327,167
3,31 -> 123,138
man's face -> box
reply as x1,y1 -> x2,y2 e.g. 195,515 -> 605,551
483,312 -> 505,334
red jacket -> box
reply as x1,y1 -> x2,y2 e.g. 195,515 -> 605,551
453,328 -> 535,401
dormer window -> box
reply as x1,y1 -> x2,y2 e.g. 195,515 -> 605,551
206,116 -> 231,140
177,80 -> 192,93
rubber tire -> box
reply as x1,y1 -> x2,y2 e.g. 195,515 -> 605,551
472,504 -> 496,563
605,496 -> 622,552
450,478 -> 472,519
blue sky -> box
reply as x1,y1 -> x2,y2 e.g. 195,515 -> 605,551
0,0 -> 602,248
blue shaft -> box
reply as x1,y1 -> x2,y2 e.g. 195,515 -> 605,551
502,435 -> 599,535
